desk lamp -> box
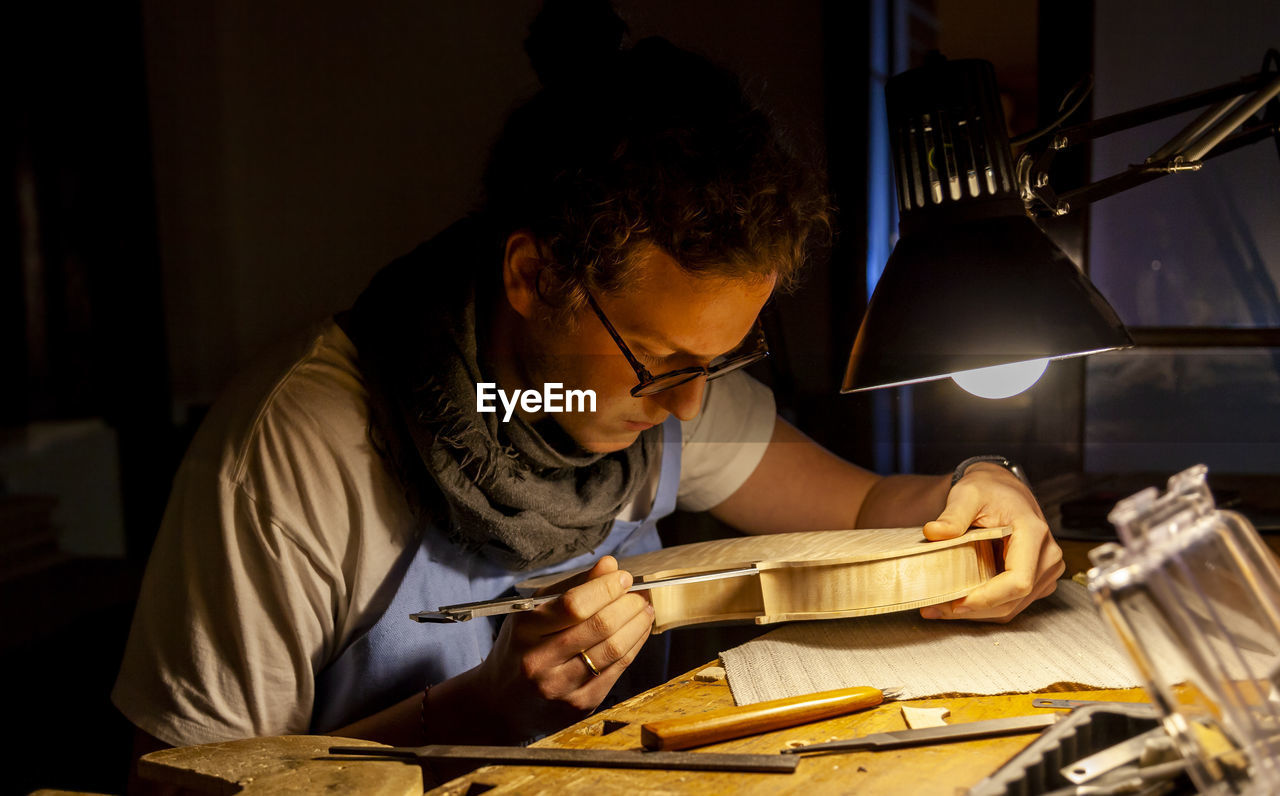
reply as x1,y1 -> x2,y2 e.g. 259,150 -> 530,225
843,52 -> 1280,398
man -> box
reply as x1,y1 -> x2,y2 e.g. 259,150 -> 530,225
113,2 -> 1062,765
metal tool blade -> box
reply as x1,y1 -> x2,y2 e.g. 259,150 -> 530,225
328,743 -> 798,773
1032,698 -> 1155,713
1060,727 -> 1169,784
410,566 -> 760,622
1040,759 -> 1189,796
781,713 -> 1059,755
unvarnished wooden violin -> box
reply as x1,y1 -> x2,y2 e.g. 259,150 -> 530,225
413,526 -> 1011,633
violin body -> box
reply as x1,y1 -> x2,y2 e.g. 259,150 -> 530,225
520,526 -> 1011,633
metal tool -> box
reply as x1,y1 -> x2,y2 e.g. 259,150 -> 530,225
1032,698 -> 1155,712
1040,759 -> 1189,796
328,743 -> 798,773
781,713 -> 1059,755
1061,727 -> 1170,784
410,566 -> 759,622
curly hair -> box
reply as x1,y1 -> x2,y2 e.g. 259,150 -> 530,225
480,1 -> 830,321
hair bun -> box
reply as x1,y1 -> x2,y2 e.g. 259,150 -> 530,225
525,0 -> 627,88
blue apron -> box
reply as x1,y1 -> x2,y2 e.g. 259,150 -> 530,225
311,416 -> 682,732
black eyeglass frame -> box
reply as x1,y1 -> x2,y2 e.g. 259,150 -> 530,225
584,292 -> 770,397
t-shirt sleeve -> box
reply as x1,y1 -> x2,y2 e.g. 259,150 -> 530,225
111,455 -> 338,747
110,338 -> 364,746
676,371 -> 777,512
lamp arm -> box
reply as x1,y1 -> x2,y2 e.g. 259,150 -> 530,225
1055,122 -> 1279,210
1020,67 -> 1280,217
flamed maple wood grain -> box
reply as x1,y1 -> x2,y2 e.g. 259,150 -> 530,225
520,526 -> 1012,633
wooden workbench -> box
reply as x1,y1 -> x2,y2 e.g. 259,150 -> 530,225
429,477 -> 1277,794
428,666 -> 1150,795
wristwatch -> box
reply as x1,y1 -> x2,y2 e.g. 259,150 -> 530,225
951,454 -> 1031,489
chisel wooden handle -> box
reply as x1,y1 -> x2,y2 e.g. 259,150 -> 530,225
640,686 -> 886,751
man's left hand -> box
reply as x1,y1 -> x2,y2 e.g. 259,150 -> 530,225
918,463 -> 1064,622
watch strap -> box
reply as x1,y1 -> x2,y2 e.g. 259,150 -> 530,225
951,454 -> 1031,488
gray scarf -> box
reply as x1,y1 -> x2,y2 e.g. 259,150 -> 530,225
339,217 -> 660,571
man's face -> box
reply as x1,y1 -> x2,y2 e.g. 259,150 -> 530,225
520,246 -> 775,453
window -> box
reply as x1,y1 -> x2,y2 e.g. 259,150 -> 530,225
1086,0 -> 1280,474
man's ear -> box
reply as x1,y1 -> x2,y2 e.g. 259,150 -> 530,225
502,231 -> 545,320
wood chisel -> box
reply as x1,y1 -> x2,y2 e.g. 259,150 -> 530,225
327,743 -> 798,773
782,713 -> 1059,754
641,685 -> 901,751
409,566 -> 759,623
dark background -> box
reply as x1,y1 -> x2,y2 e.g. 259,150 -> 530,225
5,1 -> 1277,792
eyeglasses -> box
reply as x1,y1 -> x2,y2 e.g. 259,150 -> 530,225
585,291 -> 770,397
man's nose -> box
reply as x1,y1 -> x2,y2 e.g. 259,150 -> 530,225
649,378 -> 706,421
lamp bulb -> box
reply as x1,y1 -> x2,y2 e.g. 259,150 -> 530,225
951,358 -> 1049,399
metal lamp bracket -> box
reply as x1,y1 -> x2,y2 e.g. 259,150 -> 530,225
1018,58 -> 1280,218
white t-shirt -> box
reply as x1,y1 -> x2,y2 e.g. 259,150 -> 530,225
112,320 -> 776,746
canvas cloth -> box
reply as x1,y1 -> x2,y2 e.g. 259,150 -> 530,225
720,580 -> 1143,705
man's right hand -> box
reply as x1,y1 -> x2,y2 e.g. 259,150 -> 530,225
466,555 -> 654,742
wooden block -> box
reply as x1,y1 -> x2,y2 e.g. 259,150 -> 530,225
138,735 -> 421,795
901,705 -> 951,729
694,665 -> 726,682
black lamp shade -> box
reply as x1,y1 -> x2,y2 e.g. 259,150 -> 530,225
842,57 -> 1133,393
